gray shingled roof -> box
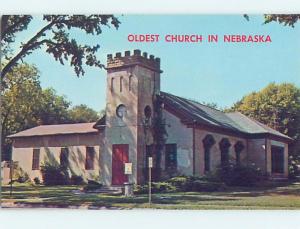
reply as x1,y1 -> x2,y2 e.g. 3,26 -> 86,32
160,91 -> 292,141
7,92 -> 292,142
8,122 -> 98,138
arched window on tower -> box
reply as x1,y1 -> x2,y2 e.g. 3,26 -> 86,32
129,75 -> 133,92
120,76 -> 123,92
202,134 -> 216,172
111,77 -> 114,93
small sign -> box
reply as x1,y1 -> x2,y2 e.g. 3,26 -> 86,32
148,157 -> 153,168
124,163 -> 132,175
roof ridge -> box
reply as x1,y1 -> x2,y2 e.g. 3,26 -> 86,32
33,122 -> 96,127
226,112 -> 292,140
160,91 -> 222,112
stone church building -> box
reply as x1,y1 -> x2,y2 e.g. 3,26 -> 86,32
8,50 -> 292,185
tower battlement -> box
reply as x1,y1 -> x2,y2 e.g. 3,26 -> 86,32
107,49 -> 162,73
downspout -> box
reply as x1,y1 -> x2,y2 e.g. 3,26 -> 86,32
192,123 -> 196,176
0,15 -> 3,197
246,139 -> 249,166
265,138 -> 268,175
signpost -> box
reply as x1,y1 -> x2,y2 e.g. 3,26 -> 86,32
148,157 -> 153,205
8,160 -> 18,196
124,163 -> 132,175
124,163 -> 133,197
9,160 -> 13,196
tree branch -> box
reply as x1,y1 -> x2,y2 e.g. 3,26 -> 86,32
1,20 -> 55,80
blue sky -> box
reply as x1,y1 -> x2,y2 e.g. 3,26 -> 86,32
14,15 -> 300,111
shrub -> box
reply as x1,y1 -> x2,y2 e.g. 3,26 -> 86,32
134,182 -> 176,194
134,184 -> 147,194
289,155 -> 300,179
33,177 -> 41,185
40,162 -> 69,185
13,166 -> 30,183
134,184 -> 149,194
133,176 -> 224,194
152,182 -> 176,193
70,175 -> 85,185
214,163 -> 263,186
191,180 -> 224,192
167,176 -> 193,191
83,180 -> 103,191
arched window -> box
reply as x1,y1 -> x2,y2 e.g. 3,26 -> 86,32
129,75 -> 133,92
219,138 -> 231,166
234,141 -> 245,165
120,76 -> 123,92
144,105 -> 152,118
202,134 -> 216,172
111,77 -> 114,93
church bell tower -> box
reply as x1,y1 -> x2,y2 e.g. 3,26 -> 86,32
103,50 -> 162,185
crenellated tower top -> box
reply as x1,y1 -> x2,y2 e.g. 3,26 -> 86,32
107,49 -> 162,73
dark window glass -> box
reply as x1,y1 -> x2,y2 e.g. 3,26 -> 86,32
111,77 -> 114,92
144,106 -> 152,118
271,145 -> 284,173
219,138 -> 231,166
202,135 -> 215,172
120,76 -> 123,92
60,148 -> 69,168
234,141 -> 245,165
32,149 -> 40,170
204,148 -> 210,172
129,75 -> 133,91
85,147 -> 95,170
165,144 -> 177,170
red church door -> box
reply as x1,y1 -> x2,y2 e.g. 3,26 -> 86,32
112,144 -> 129,185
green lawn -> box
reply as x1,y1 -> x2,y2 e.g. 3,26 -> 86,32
2,182 -> 300,209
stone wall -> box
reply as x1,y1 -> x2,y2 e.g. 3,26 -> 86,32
194,129 -> 247,175
163,110 -> 193,176
247,138 -> 266,172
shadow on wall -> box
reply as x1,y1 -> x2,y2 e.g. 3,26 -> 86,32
44,147 -> 59,166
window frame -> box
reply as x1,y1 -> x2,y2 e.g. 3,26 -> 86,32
165,144 -> 177,171
32,148 -> 40,170
120,76 -> 123,92
85,146 -> 95,170
60,147 -> 69,169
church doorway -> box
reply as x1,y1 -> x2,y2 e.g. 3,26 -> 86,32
112,144 -> 129,185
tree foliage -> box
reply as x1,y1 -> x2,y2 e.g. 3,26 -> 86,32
68,104 -> 99,123
1,15 -> 120,80
228,83 -> 300,156
264,14 -> 300,27
243,14 -> 300,27
1,63 -> 100,160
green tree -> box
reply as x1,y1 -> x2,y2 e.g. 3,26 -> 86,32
68,104 -> 99,123
243,14 -> 300,27
264,14 -> 300,27
1,64 -> 70,160
2,63 -> 41,137
1,15 -> 120,80
228,83 -> 300,157
38,88 -> 71,125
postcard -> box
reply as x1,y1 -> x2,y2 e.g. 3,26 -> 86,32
1,14 -> 300,210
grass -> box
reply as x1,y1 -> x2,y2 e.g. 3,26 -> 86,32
2,181 -> 300,209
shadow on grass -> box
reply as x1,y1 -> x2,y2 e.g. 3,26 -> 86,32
2,181 -> 300,209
